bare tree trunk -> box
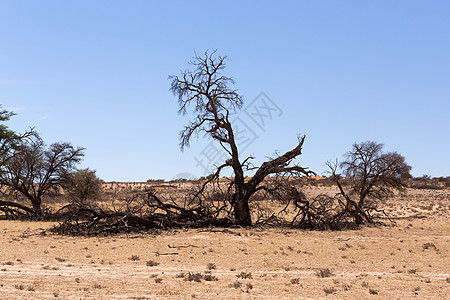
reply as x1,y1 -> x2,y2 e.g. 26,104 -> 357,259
232,193 -> 251,227
229,136 -> 312,227
31,198 -> 42,218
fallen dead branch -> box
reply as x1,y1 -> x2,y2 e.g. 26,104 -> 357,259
50,187 -> 234,236
154,251 -> 179,256
168,244 -> 199,249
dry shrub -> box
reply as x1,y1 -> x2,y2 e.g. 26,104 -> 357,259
323,287 -> 336,294
236,272 -> 252,279
146,260 -> 159,267
316,268 -> 333,278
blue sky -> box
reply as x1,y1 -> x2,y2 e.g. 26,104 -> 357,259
1,1 -> 449,181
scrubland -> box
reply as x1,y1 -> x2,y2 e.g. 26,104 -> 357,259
0,184 -> 448,299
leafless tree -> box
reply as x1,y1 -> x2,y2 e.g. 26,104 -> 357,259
0,135 -> 85,218
327,141 -> 411,225
170,50 -> 314,226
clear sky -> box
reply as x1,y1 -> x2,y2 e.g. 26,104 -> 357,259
1,1 -> 449,181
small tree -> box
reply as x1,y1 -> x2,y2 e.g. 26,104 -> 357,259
0,106 -> 37,217
0,135 -> 85,218
327,141 -> 411,225
61,168 -> 102,206
170,50 -> 313,227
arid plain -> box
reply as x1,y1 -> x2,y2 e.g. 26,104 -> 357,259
0,185 -> 448,299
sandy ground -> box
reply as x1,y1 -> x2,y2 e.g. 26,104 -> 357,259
0,189 -> 448,299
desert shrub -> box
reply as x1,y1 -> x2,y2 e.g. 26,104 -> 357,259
422,243 -> 437,250
236,272 -> 252,279
316,268 -> 333,278
154,278 -> 162,283
54,257 -> 66,262
369,288 -> 379,295
178,272 -> 218,282
230,281 -> 242,289
323,287 -> 336,294
408,176 -> 446,189
203,274 -> 218,281
146,260 -> 159,267
245,283 -> 253,291
184,272 -> 203,282
342,284 -> 352,291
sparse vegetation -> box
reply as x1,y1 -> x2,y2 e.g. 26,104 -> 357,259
54,257 -> 66,262
323,287 -> 337,294
236,272 -> 253,279
316,268 -> 333,278
422,243 -> 437,250
203,274 -> 218,282
184,272 -> 203,282
342,284 -> 352,291
245,283 -> 253,292
177,271 -> 218,283
146,260 -> 159,267
154,277 -> 163,284
0,70 -> 445,300
0,5 -> 447,298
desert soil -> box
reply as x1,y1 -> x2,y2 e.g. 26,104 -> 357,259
0,188 -> 448,299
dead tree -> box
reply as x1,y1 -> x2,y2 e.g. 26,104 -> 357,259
52,186 -> 234,236
170,50 -> 314,227
327,141 -> 411,225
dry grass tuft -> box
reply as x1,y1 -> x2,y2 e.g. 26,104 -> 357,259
369,288 -> 379,295
146,260 -> 159,267
236,271 -> 252,279
316,268 -> 333,278
229,281 -> 242,289
323,287 -> 336,294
